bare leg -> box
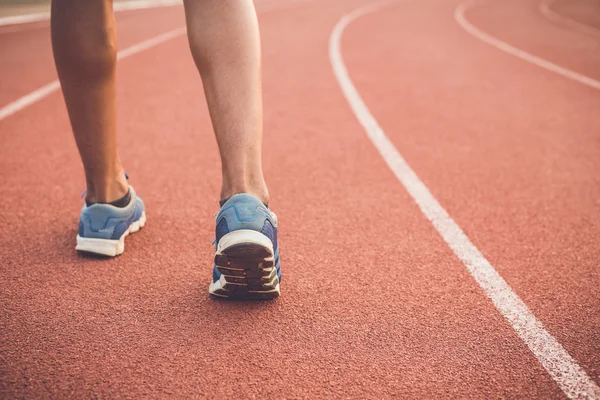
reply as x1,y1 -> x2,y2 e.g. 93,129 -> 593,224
51,0 -> 128,204
183,0 -> 269,204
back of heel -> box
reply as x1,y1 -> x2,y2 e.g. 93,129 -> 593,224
76,235 -> 123,257
209,230 -> 280,299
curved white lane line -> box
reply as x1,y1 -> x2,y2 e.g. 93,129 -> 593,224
455,0 -> 600,91
539,0 -> 600,38
329,2 -> 600,399
0,0 -> 314,122
0,0 -> 183,28
0,81 -> 61,121
0,0 -> 298,32
0,27 -> 186,121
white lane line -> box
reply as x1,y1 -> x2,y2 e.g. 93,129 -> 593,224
329,2 -> 600,399
539,0 -> 600,38
113,0 -> 182,12
0,0 -> 290,32
455,0 -> 600,91
116,26 -> 185,60
0,0 -> 315,122
0,13 -> 48,27
0,27 -> 186,121
0,81 -> 61,121
0,0 -> 182,28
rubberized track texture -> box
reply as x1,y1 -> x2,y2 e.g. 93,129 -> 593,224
0,0 -> 599,398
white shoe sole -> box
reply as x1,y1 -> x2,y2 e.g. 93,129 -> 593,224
209,230 -> 280,299
76,211 -> 146,257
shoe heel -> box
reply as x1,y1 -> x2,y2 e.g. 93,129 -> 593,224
76,211 -> 146,257
210,230 -> 280,299
76,236 -> 124,257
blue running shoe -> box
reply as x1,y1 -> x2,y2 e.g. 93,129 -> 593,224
209,194 -> 280,299
76,186 -> 146,257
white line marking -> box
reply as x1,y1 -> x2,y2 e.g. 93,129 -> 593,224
455,0 -> 600,91
0,0 -> 183,28
329,2 -> 600,399
0,81 -> 61,121
0,12 -> 48,27
0,27 -> 186,121
539,0 -> 600,38
113,0 -> 182,12
0,0 -> 315,122
116,26 -> 186,60
0,0 -> 296,31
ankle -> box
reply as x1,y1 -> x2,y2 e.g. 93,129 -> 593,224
220,183 -> 269,205
85,171 -> 129,204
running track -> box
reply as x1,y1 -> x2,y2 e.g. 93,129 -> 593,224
1,0 -> 599,398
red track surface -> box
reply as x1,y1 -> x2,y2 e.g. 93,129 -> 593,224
0,0 -> 599,398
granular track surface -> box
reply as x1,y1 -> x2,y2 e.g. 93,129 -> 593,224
0,0 -> 598,398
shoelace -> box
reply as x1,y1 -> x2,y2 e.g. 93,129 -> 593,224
80,173 -> 129,199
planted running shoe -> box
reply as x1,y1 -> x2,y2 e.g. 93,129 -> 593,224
76,186 -> 146,257
209,194 -> 280,299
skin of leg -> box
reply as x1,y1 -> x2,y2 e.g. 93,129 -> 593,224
183,0 -> 269,204
51,0 -> 128,204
